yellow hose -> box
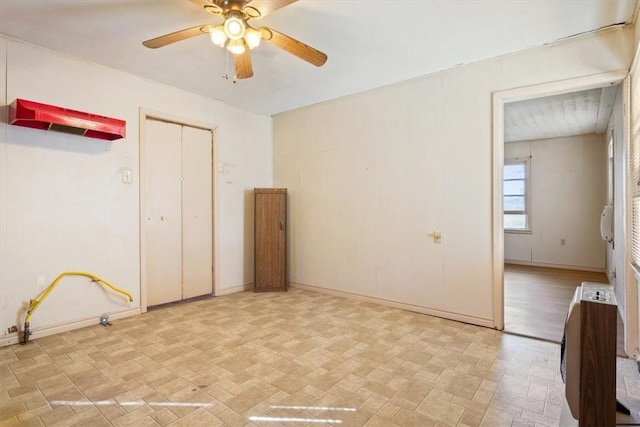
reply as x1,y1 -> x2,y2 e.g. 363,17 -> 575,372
22,271 -> 133,343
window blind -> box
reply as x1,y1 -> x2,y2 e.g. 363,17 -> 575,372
630,65 -> 640,267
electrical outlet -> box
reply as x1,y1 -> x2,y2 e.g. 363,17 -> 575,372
37,275 -> 45,289
560,238 -> 566,246
122,169 -> 132,184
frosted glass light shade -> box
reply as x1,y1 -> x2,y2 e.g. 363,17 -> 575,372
210,26 -> 227,47
227,39 -> 246,55
224,16 -> 246,40
244,28 -> 261,49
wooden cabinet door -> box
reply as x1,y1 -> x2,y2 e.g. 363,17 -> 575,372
255,189 -> 287,291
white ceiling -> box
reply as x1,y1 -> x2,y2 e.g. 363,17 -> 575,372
504,86 -> 619,143
0,0 -> 636,116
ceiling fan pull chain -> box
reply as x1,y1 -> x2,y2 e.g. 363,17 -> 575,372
222,50 -> 230,81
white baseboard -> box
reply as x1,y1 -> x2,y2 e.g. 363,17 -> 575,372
0,307 -> 141,347
216,283 -> 253,296
289,282 -> 494,328
505,260 -> 605,273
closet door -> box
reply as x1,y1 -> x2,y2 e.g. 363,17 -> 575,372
146,120 -> 183,306
181,126 -> 213,299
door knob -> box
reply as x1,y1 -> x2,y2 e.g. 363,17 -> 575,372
161,216 -> 166,221
279,221 -> 285,230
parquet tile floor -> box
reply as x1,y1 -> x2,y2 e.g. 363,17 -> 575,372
1,288 -> 639,426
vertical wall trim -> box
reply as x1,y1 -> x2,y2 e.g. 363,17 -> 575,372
492,92 -> 505,329
0,38 -> 8,328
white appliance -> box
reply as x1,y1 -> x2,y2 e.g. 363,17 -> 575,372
600,205 -> 614,243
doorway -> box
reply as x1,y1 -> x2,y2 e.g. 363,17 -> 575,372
492,71 -> 630,344
140,114 -> 215,309
501,87 -> 616,341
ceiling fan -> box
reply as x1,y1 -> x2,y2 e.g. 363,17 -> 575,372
142,0 -> 327,80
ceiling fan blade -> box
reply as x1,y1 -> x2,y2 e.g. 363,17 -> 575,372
143,25 -> 213,48
259,27 -> 327,67
234,49 -> 254,79
245,0 -> 297,18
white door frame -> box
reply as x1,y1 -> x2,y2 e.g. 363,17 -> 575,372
492,70 -> 628,330
139,108 -> 218,313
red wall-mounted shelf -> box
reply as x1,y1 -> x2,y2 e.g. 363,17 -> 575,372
9,99 -> 126,141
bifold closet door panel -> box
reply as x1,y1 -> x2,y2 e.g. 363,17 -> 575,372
145,120 -> 183,306
181,126 -> 213,299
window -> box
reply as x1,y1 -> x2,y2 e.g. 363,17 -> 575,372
504,160 -> 529,231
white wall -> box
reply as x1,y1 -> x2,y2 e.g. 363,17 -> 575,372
504,134 -> 607,270
0,37 -> 272,344
273,27 -> 634,326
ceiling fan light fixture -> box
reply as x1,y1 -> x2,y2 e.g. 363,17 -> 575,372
209,26 -> 227,47
142,0 -> 329,78
224,15 -> 246,40
226,39 -> 246,55
244,28 -> 261,49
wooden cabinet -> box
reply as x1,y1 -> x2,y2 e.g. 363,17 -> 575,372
254,188 -> 287,292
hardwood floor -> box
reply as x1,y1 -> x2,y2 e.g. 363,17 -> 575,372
504,264 -> 609,344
